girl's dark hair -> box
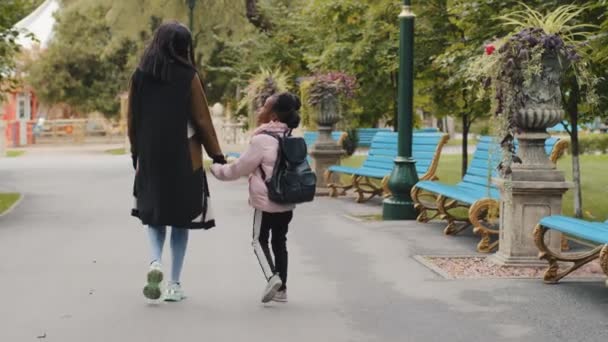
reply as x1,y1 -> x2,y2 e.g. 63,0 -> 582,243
273,92 -> 301,129
138,21 -> 195,81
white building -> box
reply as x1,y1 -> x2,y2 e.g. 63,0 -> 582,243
14,0 -> 59,49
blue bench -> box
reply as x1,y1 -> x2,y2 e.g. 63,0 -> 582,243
326,131 -> 449,202
226,152 -> 241,159
534,216 -> 608,284
356,128 -> 392,148
303,131 -> 346,148
412,136 -> 568,253
416,127 -> 440,133
310,128 -> 437,149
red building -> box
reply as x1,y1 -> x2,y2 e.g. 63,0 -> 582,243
2,89 -> 39,147
2,0 -> 58,147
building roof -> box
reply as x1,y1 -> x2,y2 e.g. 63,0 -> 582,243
14,0 -> 60,49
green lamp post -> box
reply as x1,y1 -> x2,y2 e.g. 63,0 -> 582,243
383,0 -> 418,220
186,0 -> 197,31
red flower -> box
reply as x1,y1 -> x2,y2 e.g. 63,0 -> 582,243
485,44 -> 496,55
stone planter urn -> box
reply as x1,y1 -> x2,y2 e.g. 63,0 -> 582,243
492,52 -> 573,266
309,95 -> 344,195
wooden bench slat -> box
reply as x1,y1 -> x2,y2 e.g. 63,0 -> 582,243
540,215 -> 608,244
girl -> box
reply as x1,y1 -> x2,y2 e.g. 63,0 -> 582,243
210,93 -> 301,303
128,22 -> 226,302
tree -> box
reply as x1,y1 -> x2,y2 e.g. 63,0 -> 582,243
27,5 -> 136,116
63,0 -> 250,68
0,0 -> 44,99
57,0 -> 252,105
458,1 -> 608,218
558,2 -> 607,219
429,0 -> 508,176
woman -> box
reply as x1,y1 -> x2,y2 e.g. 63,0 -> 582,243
128,22 -> 226,302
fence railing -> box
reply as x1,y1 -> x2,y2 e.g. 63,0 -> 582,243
33,119 -> 123,144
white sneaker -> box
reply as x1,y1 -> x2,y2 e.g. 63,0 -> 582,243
261,274 -> 283,303
164,283 -> 186,302
273,290 -> 288,303
143,261 -> 163,301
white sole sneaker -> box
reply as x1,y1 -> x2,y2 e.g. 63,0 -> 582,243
273,291 -> 288,303
261,275 -> 283,303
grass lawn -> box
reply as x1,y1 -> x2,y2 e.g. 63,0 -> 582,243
106,148 -> 127,155
6,150 -> 25,157
0,193 -> 21,215
340,153 -> 608,220
445,139 -> 475,147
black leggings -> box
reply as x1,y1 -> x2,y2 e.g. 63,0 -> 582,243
252,209 -> 293,291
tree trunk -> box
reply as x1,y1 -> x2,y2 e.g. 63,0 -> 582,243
462,113 -> 469,178
245,0 -> 271,31
567,79 -> 583,218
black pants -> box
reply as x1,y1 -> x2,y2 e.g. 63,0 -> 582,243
252,209 -> 293,291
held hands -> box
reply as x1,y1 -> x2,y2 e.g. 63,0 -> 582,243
209,154 -> 227,179
210,164 -> 221,178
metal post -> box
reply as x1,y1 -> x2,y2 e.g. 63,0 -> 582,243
383,0 -> 418,220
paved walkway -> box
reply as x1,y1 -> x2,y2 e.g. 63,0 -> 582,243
0,148 -> 606,342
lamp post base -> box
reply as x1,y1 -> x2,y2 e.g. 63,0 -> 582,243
382,157 -> 418,220
382,197 -> 417,220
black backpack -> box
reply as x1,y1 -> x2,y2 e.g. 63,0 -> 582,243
260,131 -> 317,204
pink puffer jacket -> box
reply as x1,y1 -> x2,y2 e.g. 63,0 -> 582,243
210,121 -> 295,213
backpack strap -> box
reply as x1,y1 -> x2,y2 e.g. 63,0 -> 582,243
257,131 -> 283,180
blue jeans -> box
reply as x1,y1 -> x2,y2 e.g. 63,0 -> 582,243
147,226 -> 189,284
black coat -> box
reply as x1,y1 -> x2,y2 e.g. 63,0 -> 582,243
129,65 -> 214,229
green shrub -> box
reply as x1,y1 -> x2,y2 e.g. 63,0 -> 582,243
574,134 -> 608,154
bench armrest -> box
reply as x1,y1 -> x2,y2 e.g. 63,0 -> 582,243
419,134 -> 449,181
550,139 -> 569,164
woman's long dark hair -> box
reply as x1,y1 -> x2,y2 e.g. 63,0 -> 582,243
138,21 -> 196,81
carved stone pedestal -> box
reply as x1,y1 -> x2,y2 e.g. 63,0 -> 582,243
310,125 -> 344,196
491,132 -> 572,266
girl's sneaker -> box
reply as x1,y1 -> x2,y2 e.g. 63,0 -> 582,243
143,261 -> 163,301
261,274 -> 283,303
164,283 -> 186,302
273,290 -> 288,303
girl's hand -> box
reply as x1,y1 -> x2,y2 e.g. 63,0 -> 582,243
210,164 -> 222,178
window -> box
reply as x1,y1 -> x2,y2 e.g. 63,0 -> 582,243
17,93 -> 31,120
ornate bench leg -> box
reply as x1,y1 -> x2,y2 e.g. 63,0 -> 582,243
354,176 -> 383,203
601,245 -> 608,287
534,225 -> 603,284
382,175 -> 391,198
469,199 -> 500,253
325,170 -> 355,198
411,186 -> 440,223
561,236 -> 570,251
437,195 -> 471,235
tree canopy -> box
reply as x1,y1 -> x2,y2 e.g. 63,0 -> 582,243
0,0 -> 44,98
17,0 -> 608,126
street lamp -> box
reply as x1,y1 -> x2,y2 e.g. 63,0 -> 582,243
382,0 -> 418,220
186,0 -> 197,31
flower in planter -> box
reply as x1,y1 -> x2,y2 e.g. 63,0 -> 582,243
306,72 -> 358,108
466,4 -> 599,177
485,44 -> 495,56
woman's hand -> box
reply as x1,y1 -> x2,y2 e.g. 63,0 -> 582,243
211,154 -> 227,165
